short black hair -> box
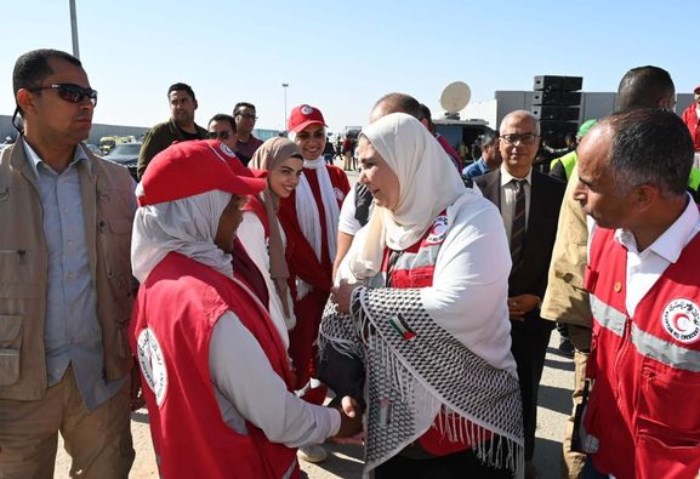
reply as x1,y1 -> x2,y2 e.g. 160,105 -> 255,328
12,49 -> 82,113
616,66 -> 674,112
373,93 -> 422,120
208,113 -> 237,133
606,108 -> 693,197
167,82 -> 196,102
233,102 -> 256,115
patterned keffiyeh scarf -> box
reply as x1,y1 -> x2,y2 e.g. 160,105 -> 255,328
319,285 -> 524,476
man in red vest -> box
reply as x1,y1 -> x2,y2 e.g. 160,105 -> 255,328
130,140 -> 361,479
574,109 -> 700,479
681,84 -> 700,152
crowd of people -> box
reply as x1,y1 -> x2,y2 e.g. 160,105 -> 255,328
1,47 -> 700,479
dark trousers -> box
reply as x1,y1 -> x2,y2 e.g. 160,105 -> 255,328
582,457 -> 608,479
510,316 -> 554,461
373,447 -> 514,479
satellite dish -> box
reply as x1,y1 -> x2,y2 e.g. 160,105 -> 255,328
440,81 -> 471,117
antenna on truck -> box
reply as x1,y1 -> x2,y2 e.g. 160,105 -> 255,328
440,81 -> 471,120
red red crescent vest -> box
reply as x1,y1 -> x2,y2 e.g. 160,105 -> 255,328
278,166 -> 349,401
380,211 -> 492,457
243,194 -> 271,238
130,252 -> 299,479
584,225 -> 700,479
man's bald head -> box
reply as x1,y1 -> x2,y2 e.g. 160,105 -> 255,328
369,92 -> 423,123
498,110 -> 541,178
499,110 -> 540,136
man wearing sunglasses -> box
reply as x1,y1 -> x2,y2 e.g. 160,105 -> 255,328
233,102 -> 264,165
136,82 -> 208,179
207,113 -> 238,152
0,49 -> 136,478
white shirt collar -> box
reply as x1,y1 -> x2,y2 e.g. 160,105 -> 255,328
615,195 -> 700,263
500,164 -> 532,186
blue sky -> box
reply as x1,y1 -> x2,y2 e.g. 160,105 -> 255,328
2,0 -> 696,133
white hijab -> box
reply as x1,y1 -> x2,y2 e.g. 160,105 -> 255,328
347,113 -> 465,279
131,187 -> 234,282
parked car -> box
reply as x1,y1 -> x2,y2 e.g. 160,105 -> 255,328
105,142 -> 141,180
84,143 -> 102,157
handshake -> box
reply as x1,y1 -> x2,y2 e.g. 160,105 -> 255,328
331,396 -> 364,439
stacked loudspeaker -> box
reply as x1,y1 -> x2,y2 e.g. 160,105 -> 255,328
531,75 -> 583,148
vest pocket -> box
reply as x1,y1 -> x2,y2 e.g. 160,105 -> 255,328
0,314 -> 22,386
100,218 -> 133,293
638,364 -> 700,437
636,426 -> 700,478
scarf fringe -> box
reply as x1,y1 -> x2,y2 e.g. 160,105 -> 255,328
367,334 -> 523,477
318,291 -> 524,478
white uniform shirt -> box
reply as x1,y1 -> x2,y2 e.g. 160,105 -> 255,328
209,312 -> 341,447
614,196 -> 700,316
237,210 -> 296,336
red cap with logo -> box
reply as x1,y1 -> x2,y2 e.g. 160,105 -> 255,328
288,104 -> 327,133
138,140 -> 266,207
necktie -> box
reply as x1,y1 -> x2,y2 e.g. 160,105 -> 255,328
510,179 -> 527,271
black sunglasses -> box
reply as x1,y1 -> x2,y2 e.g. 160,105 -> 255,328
29,83 -> 98,106
208,131 -> 230,140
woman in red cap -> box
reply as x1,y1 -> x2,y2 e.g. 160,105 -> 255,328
129,140 -> 360,479
278,104 -> 351,463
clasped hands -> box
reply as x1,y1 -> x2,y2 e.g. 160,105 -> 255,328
508,293 -> 540,321
331,396 -> 364,443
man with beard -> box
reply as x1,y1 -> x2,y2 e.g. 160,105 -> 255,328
233,102 -> 264,165
137,82 -> 208,179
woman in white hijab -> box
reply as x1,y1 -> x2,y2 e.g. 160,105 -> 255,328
319,113 -> 524,478
130,140 -> 361,478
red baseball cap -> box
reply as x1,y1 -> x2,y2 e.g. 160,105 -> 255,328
138,140 -> 266,207
288,104 -> 327,133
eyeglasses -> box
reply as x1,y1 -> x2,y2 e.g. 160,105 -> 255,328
500,133 -> 539,145
208,130 -> 231,140
296,130 -> 326,141
236,113 -> 258,120
29,83 -> 98,106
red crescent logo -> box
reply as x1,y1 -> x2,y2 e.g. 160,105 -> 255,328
672,312 -> 692,332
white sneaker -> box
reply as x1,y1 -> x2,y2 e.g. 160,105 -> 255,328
297,444 -> 328,463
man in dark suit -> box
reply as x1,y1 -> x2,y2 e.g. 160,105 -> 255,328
475,110 -> 565,479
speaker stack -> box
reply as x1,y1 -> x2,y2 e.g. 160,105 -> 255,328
531,75 -> 583,148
